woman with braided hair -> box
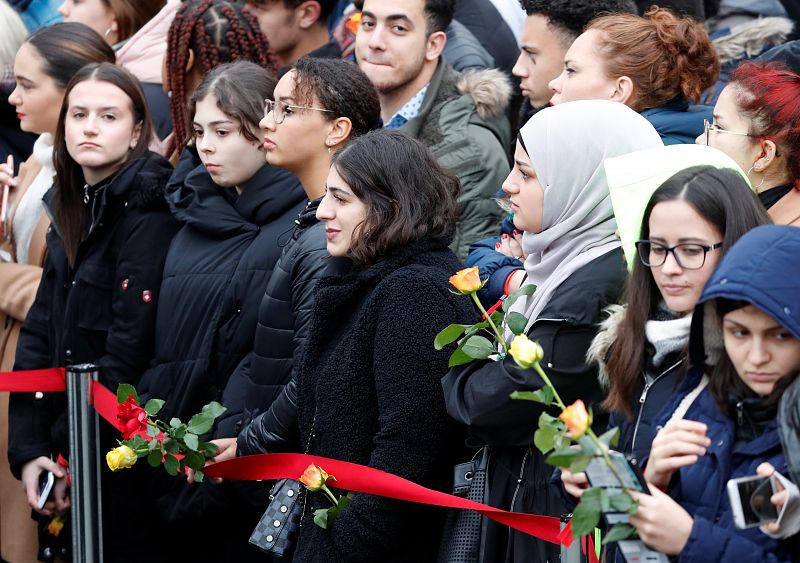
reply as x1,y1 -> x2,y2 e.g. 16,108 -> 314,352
162,0 -> 280,159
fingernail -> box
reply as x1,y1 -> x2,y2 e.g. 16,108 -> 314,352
502,234 -> 509,239
495,242 -> 501,249
513,229 -> 520,235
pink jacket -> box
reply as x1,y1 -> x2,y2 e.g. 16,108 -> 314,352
116,0 -> 179,84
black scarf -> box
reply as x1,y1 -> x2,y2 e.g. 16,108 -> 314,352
758,183 -> 793,210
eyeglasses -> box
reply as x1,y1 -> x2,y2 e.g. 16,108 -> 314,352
635,240 -> 723,270
703,118 -> 754,146
263,99 -> 333,124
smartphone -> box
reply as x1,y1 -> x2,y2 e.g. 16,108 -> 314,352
0,155 -> 12,231
728,475 -> 779,529
37,470 -> 54,511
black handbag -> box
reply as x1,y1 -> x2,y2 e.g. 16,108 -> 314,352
437,446 -> 490,563
248,478 -> 303,558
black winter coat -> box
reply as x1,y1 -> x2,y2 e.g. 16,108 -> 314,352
136,147 -> 305,424
442,247 -> 626,563
217,197 -> 339,439
238,239 -> 475,562
8,152 -> 180,561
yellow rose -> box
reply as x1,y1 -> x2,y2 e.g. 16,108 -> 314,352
509,334 -> 544,369
449,267 -> 483,294
560,400 -> 591,439
299,464 -> 331,492
47,515 -> 65,537
106,445 -> 138,472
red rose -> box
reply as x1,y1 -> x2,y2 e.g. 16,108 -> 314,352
117,396 -> 148,439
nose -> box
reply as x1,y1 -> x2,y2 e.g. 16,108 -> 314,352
196,133 -> 213,154
548,72 -> 564,95
511,52 -> 527,79
316,193 -> 335,221
660,250 -> 683,275
83,114 -> 99,135
259,111 -> 276,132
501,171 -> 518,196
8,84 -> 21,106
747,336 -> 770,366
366,24 -> 386,50
58,1 -> 68,16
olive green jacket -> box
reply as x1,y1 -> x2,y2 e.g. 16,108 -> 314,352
402,59 -> 511,259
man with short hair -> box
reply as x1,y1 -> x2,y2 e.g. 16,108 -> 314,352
513,0 -> 637,108
245,0 -> 342,65
356,0 -> 512,259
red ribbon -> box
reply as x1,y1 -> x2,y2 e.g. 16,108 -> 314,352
0,369 -> 601,561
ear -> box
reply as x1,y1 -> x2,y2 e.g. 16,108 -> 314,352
297,0 -> 323,29
611,75 -> 634,105
130,121 -> 143,149
752,139 -> 779,173
325,117 -> 353,149
425,30 -> 447,63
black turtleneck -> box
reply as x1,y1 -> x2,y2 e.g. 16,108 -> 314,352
728,392 -> 777,448
758,183 -> 793,210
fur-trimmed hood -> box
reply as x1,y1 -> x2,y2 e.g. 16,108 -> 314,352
714,17 -> 794,66
587,304 -> 626,388
455,67 -> 512,120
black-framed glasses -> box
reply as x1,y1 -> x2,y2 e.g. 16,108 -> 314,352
263,99 -> 334,124
702,118 -> 754,146
635,240 -> 723,270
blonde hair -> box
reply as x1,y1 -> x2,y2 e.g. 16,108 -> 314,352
0,0 -> 27,68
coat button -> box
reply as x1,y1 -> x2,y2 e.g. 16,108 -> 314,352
785,306 -> 792,315
280,505 -> 287,513
273,520 -> 281,528
71,280 -> 76,286
266,535 -> 273,542
65,349 -> 72,357
287,490 -> 294,497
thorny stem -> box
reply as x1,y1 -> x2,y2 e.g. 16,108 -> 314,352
471,293 -> 508,354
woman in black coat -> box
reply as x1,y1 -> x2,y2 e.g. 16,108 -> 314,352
210,130 -> 475,562
441,100 -> 663,563
8,63 -> 180,561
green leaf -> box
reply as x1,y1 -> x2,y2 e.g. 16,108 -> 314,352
201,441 -> 219,458
186,412 -> 213,435
460,335 -> 496,359
148,436 -> 159,451
568,455 -> 594,473
193,470 -> 204,483
538,411 -> 565,430
147,449 -> 162,468
146,424 -> 160,439
578,487 -> 604,512
489,310 -> 505,325
448,346 -> 473,367
169,418 -> 182,428
144,399 -> 165,416
598,427 -> 620,449
502,284 -> 537,312
313,508 -> 331,529
184,450 -> 205,470
163,454 -> 179,476
434,324 -> 469,350
546,447 -> 583,468
578,436 -> 598,455
570,501 -> 601,537
602,524 -> 636,544
534,424 -> 559,454
163,439 -> 180,454
184,432 -> 199,451
116,383 -> 139,405
609,492 -> 635,513
172,425 -> 187,440
506,312 -> 528,336
510,386 -> 554,405
201,401 -> 226,419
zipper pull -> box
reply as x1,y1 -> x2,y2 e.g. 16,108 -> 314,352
639,383 -> 650,404
83,184 -> 90,204
736,400 -> 744,427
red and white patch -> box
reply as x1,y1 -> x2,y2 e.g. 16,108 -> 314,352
142,290 -> 152,303
121,279 -> 129,290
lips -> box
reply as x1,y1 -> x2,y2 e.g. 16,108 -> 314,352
262,138 -> 276,151
661,284 -> 689,295
747,372 -> 779,383
205,163 -> 221,172
16,113 -> 25,120
325,228 -> 340,241
78,142 -> 99,149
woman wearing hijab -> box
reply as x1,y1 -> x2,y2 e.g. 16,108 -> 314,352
442,100 -> 663,563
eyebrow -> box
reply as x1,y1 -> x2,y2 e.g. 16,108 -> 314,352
723,318 -> 783,331
70,105 -> 122,112
277,95 -> 296,104
514,159 -> 532,169
14,74 -> 33,83
205,119 -> 234,127
362,10 -> 414,27
326,186 -> 353,197
648,236 -> 714,244
522,46 -> 539,54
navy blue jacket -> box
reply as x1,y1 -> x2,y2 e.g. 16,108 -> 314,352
464,214 -> 520,306
648,225 -> 800,563
641,97 -> 712,146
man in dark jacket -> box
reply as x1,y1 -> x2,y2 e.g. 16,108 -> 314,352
356,0 -> 512,259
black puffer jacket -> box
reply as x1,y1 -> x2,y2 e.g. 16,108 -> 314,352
217,197 -> 344,439
136,147 -> 305,424
238,238 -> 475,563
8,152 -> 180,562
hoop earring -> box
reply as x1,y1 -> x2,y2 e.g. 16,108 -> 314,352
104,28 -> 113,39
746,165 -> 765,190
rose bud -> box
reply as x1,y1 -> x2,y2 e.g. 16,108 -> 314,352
106,445 -> 138,472
299,464 -> 331,492
449,267 -> 484,294
509,334 -> 544,369
560,400 -> 591,439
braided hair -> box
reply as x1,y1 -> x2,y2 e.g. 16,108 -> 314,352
165,0 -> 279,155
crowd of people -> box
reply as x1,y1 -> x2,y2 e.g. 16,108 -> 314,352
0,0 -> 799,562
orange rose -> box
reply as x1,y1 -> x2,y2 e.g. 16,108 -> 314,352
449,267 -> 483,294
47,515 -> 65,537
299,464 -> 331,492
345,12 -> 362,34
560,400 -> 590,439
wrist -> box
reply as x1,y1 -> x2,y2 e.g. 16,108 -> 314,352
504,269 -> 524,295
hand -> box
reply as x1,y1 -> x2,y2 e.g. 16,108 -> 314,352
186,437 -> 238,484
644,419 -> 709,489
495,230 -> 525,261
561,468 -> 589,499
20,456 -> 69,515
629,484 -> 693,555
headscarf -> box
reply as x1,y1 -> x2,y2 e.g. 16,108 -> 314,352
512,100 -> 663,334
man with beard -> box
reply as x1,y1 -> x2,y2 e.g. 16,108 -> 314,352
356,0 -> 511,259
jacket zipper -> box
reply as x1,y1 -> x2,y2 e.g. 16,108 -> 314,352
509,447 -> 531,510
630,359 -> 682,459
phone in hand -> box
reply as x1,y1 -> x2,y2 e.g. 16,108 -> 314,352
37,470 -> 55,511
0,154 -> 12,232
728,474 -> 780,529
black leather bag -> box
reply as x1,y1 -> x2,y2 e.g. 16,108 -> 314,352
437,447 -> 490,563
248,478 -> 303,558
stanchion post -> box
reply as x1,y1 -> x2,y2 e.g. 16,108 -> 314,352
66,364 -> 104,563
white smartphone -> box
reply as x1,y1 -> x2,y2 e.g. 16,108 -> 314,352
37,470 -> 55,511
727,475 -> 780,529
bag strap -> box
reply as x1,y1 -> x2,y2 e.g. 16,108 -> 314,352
668,375 -> 709,423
